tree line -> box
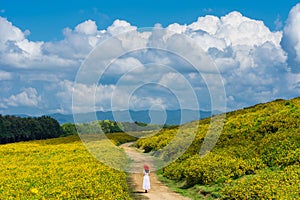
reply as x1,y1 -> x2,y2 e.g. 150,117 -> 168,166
0,114 -> 174,145
73,120 -> 166,134
0,114 -> 65,144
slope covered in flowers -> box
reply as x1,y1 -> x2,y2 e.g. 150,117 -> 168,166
136,97 -> 300,199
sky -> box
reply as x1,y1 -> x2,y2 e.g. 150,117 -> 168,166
1,0 -> 299,41
0,0 -> 300,116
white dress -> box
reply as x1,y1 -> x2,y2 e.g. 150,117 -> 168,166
143,170 -> 151,190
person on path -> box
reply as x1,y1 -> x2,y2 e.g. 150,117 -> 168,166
143,164 -> 150,193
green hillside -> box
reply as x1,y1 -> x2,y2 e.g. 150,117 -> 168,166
136,97 -> 300,199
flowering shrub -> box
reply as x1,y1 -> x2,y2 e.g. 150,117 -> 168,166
221,165 -> 300,199
136,97 -> 300,199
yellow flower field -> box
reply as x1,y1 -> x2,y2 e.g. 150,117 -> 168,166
0,135 -> 131,199
136,97 -> 300,199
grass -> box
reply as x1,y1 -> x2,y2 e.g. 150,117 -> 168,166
156,170 -> 221,200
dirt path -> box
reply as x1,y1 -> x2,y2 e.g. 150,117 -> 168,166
121,142 -> 191,200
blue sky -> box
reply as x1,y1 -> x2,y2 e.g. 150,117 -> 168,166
1,0 -> 299,41
0,1 -> 300,116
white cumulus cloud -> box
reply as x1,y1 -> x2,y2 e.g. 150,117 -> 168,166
75,19 -> 98,35
282,3 -> 300,72
4,87 -> 41,107
1,5 -> 300,114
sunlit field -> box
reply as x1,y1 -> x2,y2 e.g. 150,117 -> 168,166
0,135 -> 131,199
136,97 -> 300,199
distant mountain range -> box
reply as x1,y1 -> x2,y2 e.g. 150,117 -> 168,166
35,110 -> 214,125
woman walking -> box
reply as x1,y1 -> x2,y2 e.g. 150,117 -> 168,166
143,164 -> 151,193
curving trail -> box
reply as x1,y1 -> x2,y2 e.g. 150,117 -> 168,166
121,142 -> 191,200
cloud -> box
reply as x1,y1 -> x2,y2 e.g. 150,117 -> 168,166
0,17 -> 25,44
57,80 -> 117,113
107,19 -> 136,35
164,11 -> 289,110
286,73 -> 300,93
1,6 -> 300,115
0,17 -> 78,69
0,102 -> 7,109
282,3 -> 300,72
189,15 -> 220,35
219,12 -> 281,47
75,20 -> 98,35
202,8 -> 213,14
43,26 -> 99,61
274,15 -> 283,30
4,87 -> 41,107
0,70 -> 12,80
42,20 -> 138,63
107,57 -> 144,75
0,16 -> 42,59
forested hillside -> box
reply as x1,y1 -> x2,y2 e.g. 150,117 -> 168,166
136,97 -> 300,199
0,115 -> 64,144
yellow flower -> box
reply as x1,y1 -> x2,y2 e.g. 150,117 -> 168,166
30,188 -> 38,194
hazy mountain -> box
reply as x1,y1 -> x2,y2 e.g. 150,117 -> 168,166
48,110 -> 214,125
